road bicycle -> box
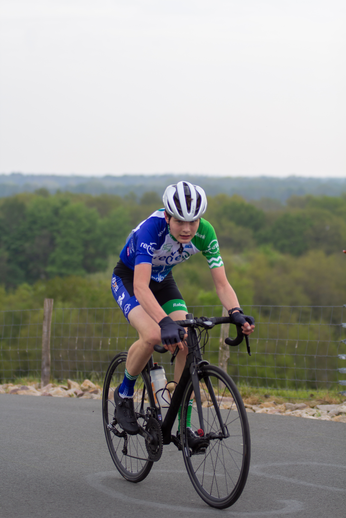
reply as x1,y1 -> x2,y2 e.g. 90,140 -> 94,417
102,313 -> 251,509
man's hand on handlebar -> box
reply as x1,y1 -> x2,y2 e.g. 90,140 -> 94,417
158,316 -> 187,354
228,308 -> 255,336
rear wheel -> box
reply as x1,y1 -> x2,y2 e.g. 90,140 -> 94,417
181,364 -> 251,508
102,352 -> 154,482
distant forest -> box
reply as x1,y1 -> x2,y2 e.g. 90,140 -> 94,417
1,173 -> 346,202
1,187 -> 346,313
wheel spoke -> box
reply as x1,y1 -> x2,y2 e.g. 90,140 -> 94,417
181,365 -> 251,509
102,352 -> 154,482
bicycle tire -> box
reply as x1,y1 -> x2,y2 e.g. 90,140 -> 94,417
180,364 -> 251,509
102,352 -> 154,482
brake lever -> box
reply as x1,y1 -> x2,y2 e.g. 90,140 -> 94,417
170,328 -> 186,365
245,334 -> 251,356
170,346 -> 180,365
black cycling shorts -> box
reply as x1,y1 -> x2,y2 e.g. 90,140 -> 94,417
111,260 -> 188,320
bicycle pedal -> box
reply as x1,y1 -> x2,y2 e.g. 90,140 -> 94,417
191,441 -> 209,455
108,422 -> 127,438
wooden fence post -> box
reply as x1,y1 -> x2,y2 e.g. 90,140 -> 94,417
41,298 -> 54,388
219,306 -> 230,374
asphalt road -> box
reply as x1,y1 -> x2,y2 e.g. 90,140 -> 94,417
1,395 -> 345,518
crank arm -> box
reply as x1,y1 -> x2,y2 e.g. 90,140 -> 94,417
138,426 -> 155,444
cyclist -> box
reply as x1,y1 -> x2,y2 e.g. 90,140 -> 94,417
111,181 -> 255,440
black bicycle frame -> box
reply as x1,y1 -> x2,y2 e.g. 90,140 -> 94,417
143,324 -> 206,445
141,313 -> 241,445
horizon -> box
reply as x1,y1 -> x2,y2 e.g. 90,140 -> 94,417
1,171 -> 345,182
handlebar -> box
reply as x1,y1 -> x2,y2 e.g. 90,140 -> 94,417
154,315 -> 252,356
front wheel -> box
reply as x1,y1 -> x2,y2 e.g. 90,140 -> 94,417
180,364 -> 251,509
102,352 -> 154,482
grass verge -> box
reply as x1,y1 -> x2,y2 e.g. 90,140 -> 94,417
238,382 -> 345,406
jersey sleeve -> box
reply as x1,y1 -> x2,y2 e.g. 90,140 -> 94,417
202,221 -> 223,269
195,219 -> 224,269
133,217 -> 161,266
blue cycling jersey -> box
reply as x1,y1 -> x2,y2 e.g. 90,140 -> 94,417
119,209 -> 224,282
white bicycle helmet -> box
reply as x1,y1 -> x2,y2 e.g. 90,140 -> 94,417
162,181 -> 207,221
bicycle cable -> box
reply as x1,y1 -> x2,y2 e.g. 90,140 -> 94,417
196,326 -> 209,355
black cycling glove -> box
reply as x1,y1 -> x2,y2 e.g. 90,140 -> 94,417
228,308 -> 255,327
158,316 -> 185,346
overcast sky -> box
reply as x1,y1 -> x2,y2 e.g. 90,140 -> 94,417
0,0 -> 345,178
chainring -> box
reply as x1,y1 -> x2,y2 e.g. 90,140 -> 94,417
145,417 -> 163,462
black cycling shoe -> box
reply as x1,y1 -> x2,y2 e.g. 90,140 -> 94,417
178,428 -> 209,454
113,386 -> 139,435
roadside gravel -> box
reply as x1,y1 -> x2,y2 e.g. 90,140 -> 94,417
1,379 -> 345,423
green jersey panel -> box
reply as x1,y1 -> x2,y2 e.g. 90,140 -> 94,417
191,219 -> 224,269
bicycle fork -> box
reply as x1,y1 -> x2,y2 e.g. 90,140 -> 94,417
190,361 -> 206,435
203,372 -> 229,439
190,363 -> 228,439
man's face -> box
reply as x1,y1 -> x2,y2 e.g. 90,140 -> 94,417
164,213 -> 200,243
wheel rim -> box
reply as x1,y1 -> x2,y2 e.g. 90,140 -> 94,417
102,353 -> 154,481
181,366 -> 250,508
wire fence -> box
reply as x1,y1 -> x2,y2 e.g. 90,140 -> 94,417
1,303 -> 346,391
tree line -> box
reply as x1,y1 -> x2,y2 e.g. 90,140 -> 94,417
0,189 -> 345,309
1,173 -> 346,201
